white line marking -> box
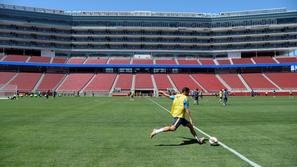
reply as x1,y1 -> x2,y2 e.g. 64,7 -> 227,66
148,98 -> 261,167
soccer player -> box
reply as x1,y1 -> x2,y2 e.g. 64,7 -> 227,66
194,88 -> 199,105
150,87 -> 205,144
219,89 -> 223,103
223,89 -> 229,106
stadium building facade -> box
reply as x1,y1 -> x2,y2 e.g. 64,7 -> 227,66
0,4 -> 297,97
0,4 -> 297,57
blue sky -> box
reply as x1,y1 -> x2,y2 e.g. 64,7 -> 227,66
1,0 -> 297,13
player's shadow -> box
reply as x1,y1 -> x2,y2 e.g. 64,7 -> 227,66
155,137 -> 201,147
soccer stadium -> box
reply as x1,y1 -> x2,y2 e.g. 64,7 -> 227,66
0,0 -> 296,166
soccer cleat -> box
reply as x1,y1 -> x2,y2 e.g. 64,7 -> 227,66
196,137 -> 205,144
150,129 -> 157,139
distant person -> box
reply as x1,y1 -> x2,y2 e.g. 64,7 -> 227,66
194,89 -> 199,105
46,90 -> 50,99
53,91 -> 57,98
219,89 -> 223,103
251,89 -> 255,97
265,91 -> 268,96
273,90 -> 276,98
223,89 -> 229,106
130,89 -> 135,101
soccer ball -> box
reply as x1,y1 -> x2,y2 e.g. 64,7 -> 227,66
209,136 -> 219,146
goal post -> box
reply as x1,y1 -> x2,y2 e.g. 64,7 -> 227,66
0,84 -> 17,99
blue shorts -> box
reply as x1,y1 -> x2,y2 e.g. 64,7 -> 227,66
171,117 -> 190,129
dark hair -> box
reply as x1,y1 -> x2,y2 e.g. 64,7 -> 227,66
182,87 -> 190,93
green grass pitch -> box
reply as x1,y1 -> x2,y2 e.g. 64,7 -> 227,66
0,96 -> 296,167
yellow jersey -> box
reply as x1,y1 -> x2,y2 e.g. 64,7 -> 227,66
170,94 -> 189,118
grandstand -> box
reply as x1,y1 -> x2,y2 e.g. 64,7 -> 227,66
0,4 -> 296,96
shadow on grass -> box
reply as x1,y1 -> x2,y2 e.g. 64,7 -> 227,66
155,137 -> 203,147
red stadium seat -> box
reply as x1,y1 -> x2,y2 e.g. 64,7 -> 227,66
219,74 -> 247,90
265,73 -> 297,89
191,74 -> 226,92
135,74 -> 154,89
36,73 -> 65,91
84,73 -> 117,92
114,74 -> 132,90
57,73 -> 94,92
241,73 -> 276,90
154,74 -> 174,90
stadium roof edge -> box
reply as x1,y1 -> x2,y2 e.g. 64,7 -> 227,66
0,3 -> 295,18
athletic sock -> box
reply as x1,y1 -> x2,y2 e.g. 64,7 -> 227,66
154,128 -> 165,134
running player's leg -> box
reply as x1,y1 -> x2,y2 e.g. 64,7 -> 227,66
184,120 -> 205,144
150,118 -> 180,139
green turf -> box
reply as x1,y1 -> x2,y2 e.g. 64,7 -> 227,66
0,96 -> 296,167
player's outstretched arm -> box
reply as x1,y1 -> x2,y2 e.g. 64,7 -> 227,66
158,91 -> 171,98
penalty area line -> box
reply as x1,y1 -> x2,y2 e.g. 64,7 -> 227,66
148,98 -> 261,167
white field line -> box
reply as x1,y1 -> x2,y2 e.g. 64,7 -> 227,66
148,98 -> 261,167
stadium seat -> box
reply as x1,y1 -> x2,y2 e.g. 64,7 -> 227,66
52,57 -> 67,64
191,74 -> 226,92
3,72 -> 42,92
265,72 -> 297,89
153,74 -> 174,90
3,55 -> 30,62
232,58 -> 253,64
217,59 -> 231,65
275,57 -> 297,63
155,59 -> 177,64
0,72 -> 17,85
83,73 -> 117,92
199,59 -> 215,65
252,57 -> 276,64
114,74 -> 132,91
84,57 -> 108,64
169,74 -> 203,91
241,73 -> 276,90
108,58 -> 131,64
132,59 -> 154,64
29,56 -> 52,63
177,59 -> 199,65
67,57 -> 86,64
57,73 -> 94,92
219,74 -> 247,90
36,73 -> 65,92
135,74 -> 154,89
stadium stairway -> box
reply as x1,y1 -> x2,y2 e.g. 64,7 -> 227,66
215,74 -> 232,90
0,55 -> 6,61
262,73 -> 282,90
167,74 -> 178,92
32,73 -> 46,92
151,74 -> 158,95
241,73 -> 277,90
36,73 -> 66,92
189,75 -> 208,92
237,74 -> 252,91
109,74 -> 120,96
219,74 -> 248,91
0,72 -> 18,89
265,72 -> 297,90
80,74 -> 97,94
3,72 -> 42,92
81,73 -> 117,95
131,74 -> 136,91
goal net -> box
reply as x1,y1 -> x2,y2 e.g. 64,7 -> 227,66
0,84 -> 17,99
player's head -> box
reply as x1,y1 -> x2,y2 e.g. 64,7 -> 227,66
182,87 -> 190,96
